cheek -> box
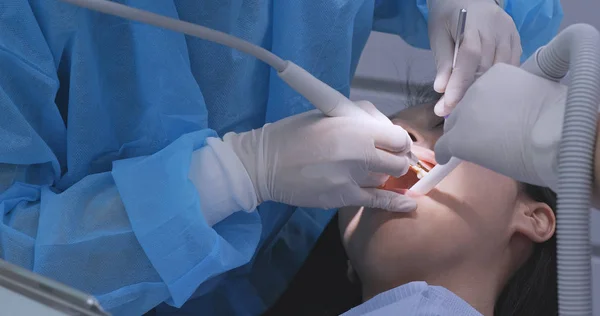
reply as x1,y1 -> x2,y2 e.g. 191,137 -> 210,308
434,162 -> 520,230
338,204 -> 481,282
338,164 -> 520,282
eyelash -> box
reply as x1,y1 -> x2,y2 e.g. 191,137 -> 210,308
433,120 -> 445,128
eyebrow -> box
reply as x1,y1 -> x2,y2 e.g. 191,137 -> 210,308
387,81 -> 443,121
401,81 -> 442,109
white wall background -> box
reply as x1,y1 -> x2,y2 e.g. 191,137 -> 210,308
350,1 -> 600,314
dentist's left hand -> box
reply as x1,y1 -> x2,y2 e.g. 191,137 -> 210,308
434,64 -> 567,191
428,0 -> 522,116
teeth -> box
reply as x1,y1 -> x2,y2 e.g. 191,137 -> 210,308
410,165 -> 428,179
416,161 -> 430,172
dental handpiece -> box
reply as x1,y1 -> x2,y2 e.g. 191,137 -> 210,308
409,9 -> 467,195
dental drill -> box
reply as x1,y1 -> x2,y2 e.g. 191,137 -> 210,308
58,0 -> 427,171
410,9 -> 467,194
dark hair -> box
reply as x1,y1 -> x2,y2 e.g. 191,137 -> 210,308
401,80 -> 444,109
265,83 -> 557,316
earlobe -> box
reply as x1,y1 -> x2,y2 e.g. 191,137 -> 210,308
514,201 -> 556,243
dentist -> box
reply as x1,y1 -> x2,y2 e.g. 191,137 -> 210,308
0,0 -> 561,314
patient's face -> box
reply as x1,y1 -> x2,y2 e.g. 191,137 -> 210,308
339,102 -> 526,290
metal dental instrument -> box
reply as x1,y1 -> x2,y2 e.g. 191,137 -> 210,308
408,152 -> 430,177
452,9 -> 467,68
410,9 -> 467,194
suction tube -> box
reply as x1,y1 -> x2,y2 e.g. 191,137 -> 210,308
521,24 -> 600,316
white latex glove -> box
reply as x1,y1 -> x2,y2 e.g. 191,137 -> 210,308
427,0 -> 522,116
223,101 -> 417,213
434,63 -> 567,191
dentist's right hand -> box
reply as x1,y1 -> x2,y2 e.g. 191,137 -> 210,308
223,101 -> 417,213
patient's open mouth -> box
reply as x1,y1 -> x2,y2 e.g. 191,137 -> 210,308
382,167 -> 421,191
381,148 -> 437,191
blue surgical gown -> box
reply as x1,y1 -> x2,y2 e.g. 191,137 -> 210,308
341,282 -> 482,316
0,0 -> 562,315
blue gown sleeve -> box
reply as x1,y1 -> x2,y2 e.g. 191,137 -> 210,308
0,4 -> 261,315
373,0 -> 563,59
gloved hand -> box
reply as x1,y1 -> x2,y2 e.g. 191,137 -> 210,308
427,0 -> 522,116
223,101 -> 417,212
434,63 -> 567,191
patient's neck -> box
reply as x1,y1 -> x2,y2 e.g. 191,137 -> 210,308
361,261 -> 506,316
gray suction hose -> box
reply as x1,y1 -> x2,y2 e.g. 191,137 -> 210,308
521,24 -> 600,316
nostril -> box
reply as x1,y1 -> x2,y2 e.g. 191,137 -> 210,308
408,132 -> 417,142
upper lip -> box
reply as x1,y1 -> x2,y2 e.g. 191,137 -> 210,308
411,146 -> 437,169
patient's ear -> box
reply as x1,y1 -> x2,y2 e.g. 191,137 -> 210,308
512,194 -> 556,243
